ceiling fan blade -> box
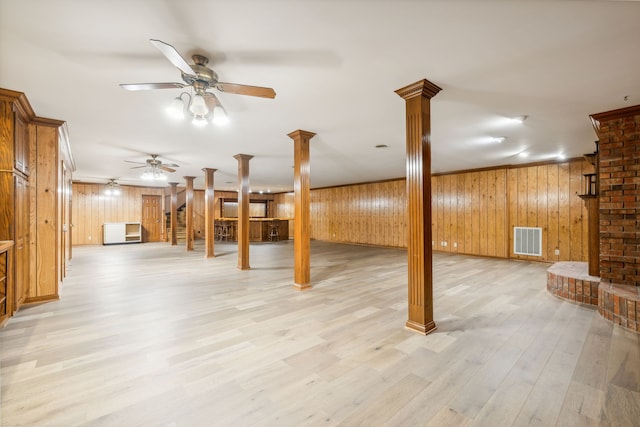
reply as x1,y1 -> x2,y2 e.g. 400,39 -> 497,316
150,39 -> 196,76
124,160 -> 146,165
129,165 -> 148,169
162,163 -> 180,168
203,92 -> 221,110
120,82 -> 186,91
216,82 -> 276,99
159,166 -> 176,173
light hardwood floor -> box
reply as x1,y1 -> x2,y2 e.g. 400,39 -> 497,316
1,241 -> 639,426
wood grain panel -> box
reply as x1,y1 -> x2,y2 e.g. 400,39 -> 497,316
508,161 -> 587,262
71,183 -> 165,245
241,161 -> 587,263
35,125 -> 58,299
569,160 -> 585,261
536,165 -> 548,260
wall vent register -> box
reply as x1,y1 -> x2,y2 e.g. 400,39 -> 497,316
514,227 -> 542,256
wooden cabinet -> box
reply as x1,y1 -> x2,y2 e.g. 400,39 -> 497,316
103,222 -> 142,244
1,88 -> 74,320
0,89 -> 34,320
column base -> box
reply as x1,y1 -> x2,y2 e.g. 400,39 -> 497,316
405,319 -> 437,335
293,282 -> 312,291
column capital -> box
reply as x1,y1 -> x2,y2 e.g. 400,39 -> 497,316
183,176 -> 196,182
201,168 -> 218,173
168,182 -> 179,187
287,130 -> 316,141
395,79 -> 442,100
233,154 -> 254,161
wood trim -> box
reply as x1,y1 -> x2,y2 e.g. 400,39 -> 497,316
0,88 -> 35,122
288,130 -> 315,289
58,122 -> 76,172
234,154 -> 253,270
590,104 -> 640,122
22,294 -> 60,305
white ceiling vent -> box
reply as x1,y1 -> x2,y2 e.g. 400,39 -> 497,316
514,227 -> 542,256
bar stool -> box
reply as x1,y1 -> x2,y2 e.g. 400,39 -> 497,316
219,221 -> 231,241
269,220 -> 280,241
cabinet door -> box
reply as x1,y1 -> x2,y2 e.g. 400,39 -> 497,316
14,174 -> 28,306
103,223 -> 126,244
13,111 -> 29,175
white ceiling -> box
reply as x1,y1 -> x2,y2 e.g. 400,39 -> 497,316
1,0 -> 639,192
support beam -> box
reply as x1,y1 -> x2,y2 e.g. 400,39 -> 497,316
203,168 -> 217,258
234,154 -> 253,270
169,182 -> 178,246
183,176 -> 195,251
395,79 -> 442,335
288,129 -> 315,290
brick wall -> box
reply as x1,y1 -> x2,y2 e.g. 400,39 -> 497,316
592,105 -> 640,287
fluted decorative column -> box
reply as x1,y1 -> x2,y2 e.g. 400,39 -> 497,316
184,176 -> 195,251
395,79 -> 442,335
203,168 -> 217,258
288,130 -> 315,290
169,182 -> 178,246
234,154 -> 253,270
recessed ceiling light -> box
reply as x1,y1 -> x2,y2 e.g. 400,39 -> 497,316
492,136 -> 507,143
375,144 -> 388,149
518,151 -> 529,158
557,153 -> 566,160
510,115 -> 527,124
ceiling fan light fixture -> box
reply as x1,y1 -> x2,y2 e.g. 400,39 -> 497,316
167,96 -> 186,119
141,168 -> 166,181
104,179 -> 121,196
141,170 -> 154,180
212,106 -> 229,125
189,93 -> 208,116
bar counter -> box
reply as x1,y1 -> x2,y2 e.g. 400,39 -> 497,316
215,218 -> 291,242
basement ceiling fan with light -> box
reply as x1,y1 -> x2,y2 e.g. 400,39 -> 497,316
120,39 -> 276,126
125,154 -> 179,181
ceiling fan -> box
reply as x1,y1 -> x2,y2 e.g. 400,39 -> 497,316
125,154 -> 179,173
120,39 -> 276,125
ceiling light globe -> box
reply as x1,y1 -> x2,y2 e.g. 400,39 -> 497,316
190,94 -> 209,116
213,106 -> 229,125
192,115 -> 208,127
167,97 -> 185,119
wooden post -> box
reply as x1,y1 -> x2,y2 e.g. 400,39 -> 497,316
169,182 -> 178,246
203,168 -> 217,258
288,130 -> 315,290
395,79 -> 442,335
183,176 -> 195,251
234,154 -> 253,270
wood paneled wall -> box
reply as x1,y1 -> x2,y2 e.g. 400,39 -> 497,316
305,180 -> 407,247
73,186 -> 279,245
507,161 -> 590,262
431,169 -> 508,257
272,158 -> 590,262
73,158 -> 590,261
72,183 -> 165,245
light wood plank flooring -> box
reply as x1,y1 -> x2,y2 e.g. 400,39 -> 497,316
1,241 -> 639,426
